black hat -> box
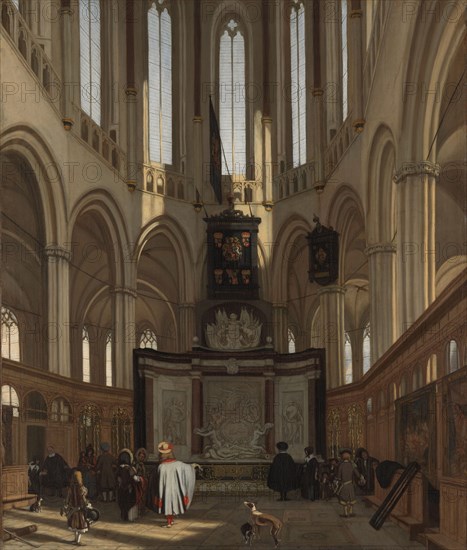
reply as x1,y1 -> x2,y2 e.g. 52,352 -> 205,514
339,447 -> 352,456
276,441 -> 288,451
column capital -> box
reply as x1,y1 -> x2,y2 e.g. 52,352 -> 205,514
393,161 -> 440,184
111,286 -> 137,298
190,370 -> 203,380
261,116 -> 273,124
272,303 -> 287,310
193,116 -> 203,123
365,242 -> 396,256
350,9 -> 363,18
317,285 -> 346,296
44,245 -> 71,262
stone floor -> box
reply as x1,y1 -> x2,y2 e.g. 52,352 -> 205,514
3,492 -> 425,549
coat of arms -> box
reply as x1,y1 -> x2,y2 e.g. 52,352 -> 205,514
222,236 -> 243,262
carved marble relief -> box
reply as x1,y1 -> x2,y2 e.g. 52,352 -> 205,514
205,308 -> 262,350
162,390 -> 187,445
195,380 -> 272,459
281,392 -> 304,445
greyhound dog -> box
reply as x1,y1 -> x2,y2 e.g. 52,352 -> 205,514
243,501 -> 283,548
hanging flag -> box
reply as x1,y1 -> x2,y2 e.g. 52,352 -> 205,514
209,97 -> 222,204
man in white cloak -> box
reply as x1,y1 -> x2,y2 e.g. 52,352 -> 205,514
147,441 -> 197,528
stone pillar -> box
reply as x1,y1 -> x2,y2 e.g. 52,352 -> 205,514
193,117 -> 203,199
318,285 -> 345,388
178,303 -> 195,352
349,1 -> 365,132
272,303 -> 288,353
112,287 -> 137,389
394,161 -> 439,332
366,243 -> 397,362
125,0 -> 137,191
44,245 -> 71,377
60,1 -> 74,128
191,372 -> 203,455
262,116 -> 273,205
264,374 -> 275,455
145,376 -> 154,453
307,372 -> 316,448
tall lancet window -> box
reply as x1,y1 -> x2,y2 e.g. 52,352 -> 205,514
363,323 -> 371,374
1,306 -> 20,361
344,333 -> 353,384
105,331 -> 113,386
288,328 -> 296,353
341,0 -> 349,120
148,1 -> 172,165
79,0 -> 101,124
219,19 -> 246,177
82,326 -> 90,383
139,328 -> 158,350
290,1 -> 306,167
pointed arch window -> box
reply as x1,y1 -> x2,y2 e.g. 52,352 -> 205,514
290,1 -> 306,167
1,385 -> 19,417
79,0 -> 101,124
340,0 -> 349,120
363,323 -> 371,374
447,339 -> 459,373
148,1 -> 172,165
105,331 -> 113,387
139,328 -> 158,350
287,328 -> 296,353
82,326 -> 90,383
344,332 -> 353,384
1,306 -> 20,361
51,397 -> 72,423
219,19 -> 246,176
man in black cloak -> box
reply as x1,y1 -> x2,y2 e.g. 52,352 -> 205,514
267,441 -> 298,501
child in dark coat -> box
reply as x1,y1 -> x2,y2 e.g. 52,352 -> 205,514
267,442 -> 298,501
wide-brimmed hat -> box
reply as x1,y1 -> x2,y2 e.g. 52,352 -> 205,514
157,441 -> 174,454
118,448 -> 134,465
276,441 -> 288,451
339,447 -> 352,456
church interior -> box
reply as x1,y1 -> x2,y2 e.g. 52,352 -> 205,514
1,0 -> 466,548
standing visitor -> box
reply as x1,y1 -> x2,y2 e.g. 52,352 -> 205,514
336,448 -> 364,517
147,441 -> 197,528
300,446 -> 320,501
61,470 -> 89,545
267,441 -> 298,501
96,442 -> 116,502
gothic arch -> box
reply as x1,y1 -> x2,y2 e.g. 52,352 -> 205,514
400,2 -> 464,160
270,215 -> 312,304
134,216 -> 195,304
366,125 -> 396,244
0,125 -> 67,244
326,185 -> 367,285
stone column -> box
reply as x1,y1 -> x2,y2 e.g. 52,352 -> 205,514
191,372 -> 203,455
264,374 -> 275,454
394,161 -> 439,332
178,303 -> 195,352
125,0 -> 137,191
307,372 -> 317,448
112,286 -> 137,389
272,303 -> 288,353
44,245 -> 71,377
193,117 -> 203,199
349,1 -> 365,132
145,376 -> 155,453
60,1 -> 74,129
366,243 -> 397,362
262,116 -> 273,205
318,285 -> 345,388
